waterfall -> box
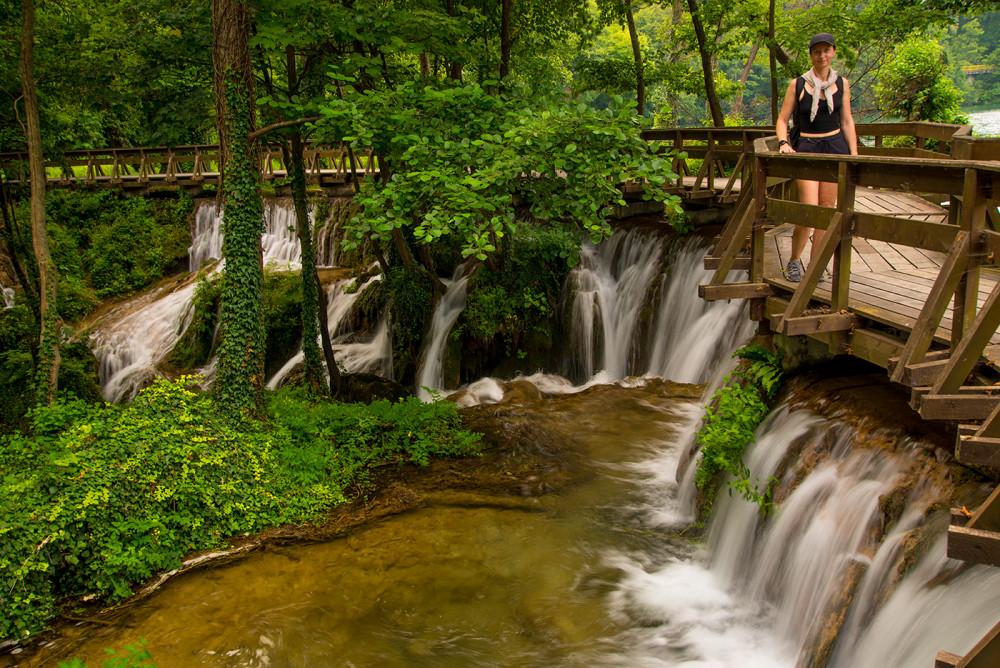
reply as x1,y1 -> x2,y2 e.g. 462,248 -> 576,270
91,279 -> 198,403
610,400 -> 1000,666
187,200 -> 307,271
1,282 -> 13,309
266,275 -> 390,389
564,229 -> 753,385
415,264 -> 470,401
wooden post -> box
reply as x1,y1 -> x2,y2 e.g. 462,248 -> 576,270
751,153 -> 767,283
954,168 -> 987,345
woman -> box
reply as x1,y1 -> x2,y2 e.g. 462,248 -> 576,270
775,32 -> 859,283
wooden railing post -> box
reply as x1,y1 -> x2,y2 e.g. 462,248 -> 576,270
831,161 -> 856,312
954,168 -> 987,345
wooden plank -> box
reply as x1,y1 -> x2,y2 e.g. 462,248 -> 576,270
936,651 -> 962,668
711,196 -> 756,286
933,281 -> 1000,394
948,524 -> 1000,568
891,231 -> 970,382
851,212 -> 959,253
956,437 -> 1000,467
919,393 -> 1000,420
775,312 -> 860,336
900,358 -> 949,387
699,282 -> 777,300
965,484 -> 1000,533
704,256 -> 751,271
779,213 -> 845,325
956,619 -> 1000,668
767,198 -> 835,231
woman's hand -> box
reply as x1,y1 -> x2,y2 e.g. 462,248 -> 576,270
779,142 -> 795,154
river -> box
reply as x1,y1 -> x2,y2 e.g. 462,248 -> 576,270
969,108 -> 1000,136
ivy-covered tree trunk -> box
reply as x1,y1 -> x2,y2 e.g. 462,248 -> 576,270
212,0 -> 266,421
285,132 -> 329,394
20,0 -> 60,405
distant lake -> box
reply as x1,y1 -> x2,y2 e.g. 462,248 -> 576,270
969,109 -> 1000,137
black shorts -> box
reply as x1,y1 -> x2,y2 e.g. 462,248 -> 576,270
796,133 -> 850,155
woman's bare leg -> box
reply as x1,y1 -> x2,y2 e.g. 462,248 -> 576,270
792,179 -> 820,262
811,180 -> 838,261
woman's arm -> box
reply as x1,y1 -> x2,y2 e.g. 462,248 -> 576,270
840,77 -> 859,156
776,78 -> 798,154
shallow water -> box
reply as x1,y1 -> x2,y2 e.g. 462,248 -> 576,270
16,382 -> 718,668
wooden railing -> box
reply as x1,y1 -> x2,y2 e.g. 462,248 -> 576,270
0,143 -> 380,189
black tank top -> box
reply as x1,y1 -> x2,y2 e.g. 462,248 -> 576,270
796,76 -> 843,133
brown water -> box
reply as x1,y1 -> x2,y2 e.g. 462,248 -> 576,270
15,382 -> 702,668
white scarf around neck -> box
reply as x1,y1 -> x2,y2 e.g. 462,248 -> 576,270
802,68 -> 838,122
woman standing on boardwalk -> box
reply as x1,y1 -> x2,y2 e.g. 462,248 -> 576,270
775,33 -> 859,282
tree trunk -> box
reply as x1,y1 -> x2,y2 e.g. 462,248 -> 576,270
212,0 -> 266,421
768,0 -> 778,123
622,0 -> 645,115
686,0 -> 725,126
731,39 -> 760,119
500,0 -> 513,81
447,0 -> 463,80
20,0 -> 60,405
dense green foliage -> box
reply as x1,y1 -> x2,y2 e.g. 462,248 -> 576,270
876,34 -> 969,124
0,378 -> 480,642
11,191 -> 192,322
694,344 -> 783,519
60,640 -> 155,668
0,305 -> 101,435
459,223 -> 576,374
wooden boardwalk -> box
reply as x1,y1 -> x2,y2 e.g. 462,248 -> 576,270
764,190 -> 1000,361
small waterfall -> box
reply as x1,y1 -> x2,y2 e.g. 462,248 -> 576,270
187,200 -> 308,271
91,279 -> 198,403
564,228 -> 752,384
266,276 -> 390,389
1,282 -> 13,309
415,264 -> 470,401
613,398 -> 1000,666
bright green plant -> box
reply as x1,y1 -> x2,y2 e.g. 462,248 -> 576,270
694,344 -> 783,519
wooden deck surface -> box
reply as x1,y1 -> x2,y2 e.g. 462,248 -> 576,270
762,189 -> 1000,356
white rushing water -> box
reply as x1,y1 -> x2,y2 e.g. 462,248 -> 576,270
266,275 -> 391,389
603,403 -> 1000,666
566,230 -> 754,385
969,108 -> 1000,137
1,282 -> 13,309
95,200 -> 327,401
416,264 -> 471,401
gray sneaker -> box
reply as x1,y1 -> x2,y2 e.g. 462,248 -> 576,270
785,259 -> 804,282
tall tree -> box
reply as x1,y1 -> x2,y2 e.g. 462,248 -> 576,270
212,0 -> 266,421
19,0 -> 60,405
622,0 -> 645,114
686,0 -> 725,125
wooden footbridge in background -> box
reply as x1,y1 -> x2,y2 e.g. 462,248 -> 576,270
661,121 -> 1000,668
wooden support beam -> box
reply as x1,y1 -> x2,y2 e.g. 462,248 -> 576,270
899,358 -> 950,387
933,280 -> 1000,395
775,212 -> 845,328
773,312 -> 860,336
890,231 -> 970,383
699,282 -> 777,301
967,483 -> 1000,533
976,400 -> 1000,439
710,197 -> 756,286
919,392 -> 1000,421
704,256 -> 750,271
948,524 -> 1000,567
956,436 -> 1000,467
936,650 -> 962,668
887,349 -> 951,377
954,619 -> 1000,668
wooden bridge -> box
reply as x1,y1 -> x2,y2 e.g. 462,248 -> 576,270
664,121 -> 1000,668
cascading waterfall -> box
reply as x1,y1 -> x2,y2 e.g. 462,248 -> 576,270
266,275 -> 391,389
94,200 -> 333,401
91,279 -> 199,403
416,264 -> 471,401
565,229 -> 754,385
1,282 -> 13,309
610,400 -> 1000,666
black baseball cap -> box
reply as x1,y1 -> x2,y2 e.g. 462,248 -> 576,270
809,33 -> 836,49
